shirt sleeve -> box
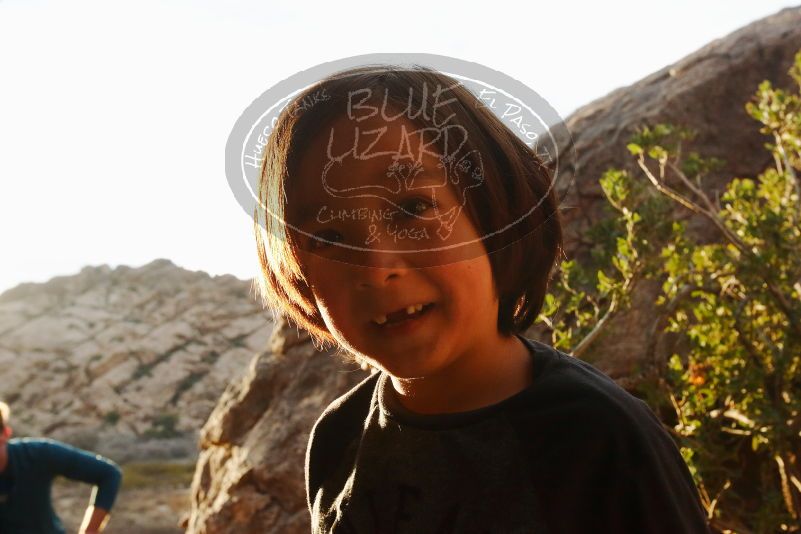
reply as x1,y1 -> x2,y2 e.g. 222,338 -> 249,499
39,439 -> 122,510
533,400 -> 712,534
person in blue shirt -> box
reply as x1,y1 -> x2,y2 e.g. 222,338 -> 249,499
0,401 -> 122,534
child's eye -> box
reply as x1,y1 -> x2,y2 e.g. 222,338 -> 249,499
308,229 -> 342,250
398,197 -> 436,219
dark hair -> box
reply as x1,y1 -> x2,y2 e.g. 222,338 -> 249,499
254,64 -> 564,369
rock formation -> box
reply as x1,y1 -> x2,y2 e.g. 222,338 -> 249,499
0,259 -> 273,461
184,320 -> 367,533
185,6 -> 801,533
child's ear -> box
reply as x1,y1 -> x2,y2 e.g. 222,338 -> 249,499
1,425 -> 11,439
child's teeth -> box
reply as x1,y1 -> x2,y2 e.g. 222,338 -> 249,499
374,304 -> 428,325
405,303 -> 425,314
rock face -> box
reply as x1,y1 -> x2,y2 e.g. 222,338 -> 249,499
185,7 -> 801,533
185,320 -> 369,533
0,259 -> 273,461
548,5 -> 801,381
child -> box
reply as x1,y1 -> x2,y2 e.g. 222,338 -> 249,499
254,65 -> 711,533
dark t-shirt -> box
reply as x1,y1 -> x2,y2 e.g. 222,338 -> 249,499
305,335 -> 712,533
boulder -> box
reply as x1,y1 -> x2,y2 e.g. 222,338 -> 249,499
184,319 -> 368,533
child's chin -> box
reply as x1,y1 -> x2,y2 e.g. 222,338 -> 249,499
378,356 -> 446,381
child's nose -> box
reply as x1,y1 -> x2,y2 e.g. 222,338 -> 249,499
349,248 -> 411,288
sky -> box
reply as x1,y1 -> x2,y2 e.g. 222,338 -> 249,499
1,0 -> 798,295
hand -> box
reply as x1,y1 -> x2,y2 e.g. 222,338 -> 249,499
79,505 -> 110,533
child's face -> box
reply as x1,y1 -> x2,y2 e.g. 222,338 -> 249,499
288,113 -> 502,378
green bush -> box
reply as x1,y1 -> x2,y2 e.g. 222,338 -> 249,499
540,50 -> 801,532
103,411 -> 120,425
121,461 -> 195,490
143,413 -> 181,439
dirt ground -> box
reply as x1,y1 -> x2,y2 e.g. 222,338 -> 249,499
52,462 -> 192,534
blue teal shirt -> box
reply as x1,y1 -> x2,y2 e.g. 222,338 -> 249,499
0,438 -> 122,534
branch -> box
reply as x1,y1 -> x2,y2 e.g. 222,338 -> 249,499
775,133 -> 801,203
731,298 -> 767,372
637,157 -> 706,215
571,292 -> 618,359
776,453 -> 801,520
664,160 -> 751,254
570,261 -> 642,359
637,155 -> 801,339
644,283 -> 699,372
706,479 -> 732,522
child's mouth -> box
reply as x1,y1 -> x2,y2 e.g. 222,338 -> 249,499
372,302 -> 435,329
